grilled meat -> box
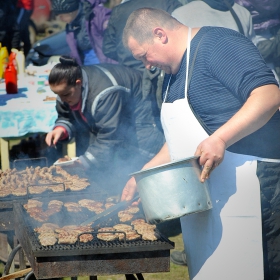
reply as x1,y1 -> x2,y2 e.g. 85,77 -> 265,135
0,166 -> 90,197
97,227 -> 117,242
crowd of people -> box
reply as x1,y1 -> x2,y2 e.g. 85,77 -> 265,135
0,0 -> 35,55
2,0 -> 280,279
46,0 -> 182,191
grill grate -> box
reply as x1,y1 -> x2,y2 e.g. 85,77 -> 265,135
14,203 -> 174,279
14,203 -> 174,257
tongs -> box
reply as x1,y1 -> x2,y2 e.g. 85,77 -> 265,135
80,195 -> 140,227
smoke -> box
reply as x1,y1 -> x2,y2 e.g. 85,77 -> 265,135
9,134 -> 63,170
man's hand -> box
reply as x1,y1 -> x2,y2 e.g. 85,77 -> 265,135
45,128 -> 65,146
121,176 -> 138,202
195,134 -> 226,182
121,143 -> 170,203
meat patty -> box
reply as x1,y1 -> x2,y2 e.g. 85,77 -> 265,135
117,230 -> 141,241
113,224 -> 133,231
64,202 -> 82,212
79,233 -> 94,243
118,210 -> 134,222
38,233 -> 57,246
131,219 -> 146,225
97,227 -> 117,242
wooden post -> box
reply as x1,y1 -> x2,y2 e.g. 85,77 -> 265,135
67,140 -> 76,158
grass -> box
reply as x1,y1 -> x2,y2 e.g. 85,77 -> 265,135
60,232 -> 189,280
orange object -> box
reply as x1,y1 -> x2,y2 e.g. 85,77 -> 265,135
5,60 -> 18,94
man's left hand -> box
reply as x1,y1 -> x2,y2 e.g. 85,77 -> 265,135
195,135 -> 226,182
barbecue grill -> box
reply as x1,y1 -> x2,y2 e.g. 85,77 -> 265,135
2,160 -> 175,279
0,158 -> 49,231
0,201 -> 15,231
0,159 -> 102,231
13,202 -> 174,279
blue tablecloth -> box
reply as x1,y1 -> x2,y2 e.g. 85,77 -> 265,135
0,80 -> 58,138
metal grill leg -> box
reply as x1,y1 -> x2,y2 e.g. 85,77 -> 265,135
19,245 -> 26,270
125,275 -> 137,280
24,271 -> 34,280
136,274 -> 144,280
3,244 -> 22,276
89,276 -> 97,280
125,274 -> 144,280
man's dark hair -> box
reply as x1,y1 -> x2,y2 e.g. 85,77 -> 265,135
48,56 -> 82,86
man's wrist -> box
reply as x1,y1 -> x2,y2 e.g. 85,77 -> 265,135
54,126 -> 68,140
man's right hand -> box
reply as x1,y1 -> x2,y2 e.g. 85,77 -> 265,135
45,127 -> 65,146
121,176 -> 138,202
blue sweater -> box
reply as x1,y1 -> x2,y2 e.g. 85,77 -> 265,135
163,26 -> 280,158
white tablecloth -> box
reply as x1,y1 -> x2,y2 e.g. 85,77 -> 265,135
0,79 -> 58,138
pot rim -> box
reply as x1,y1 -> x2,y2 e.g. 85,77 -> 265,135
129,156 -> 200,177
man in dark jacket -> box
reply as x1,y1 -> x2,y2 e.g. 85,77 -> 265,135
46,56 -> 165,194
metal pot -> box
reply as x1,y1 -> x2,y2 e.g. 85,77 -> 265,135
130,156 -> 212,224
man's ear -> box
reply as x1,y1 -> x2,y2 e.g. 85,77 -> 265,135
153,27 -> 168,44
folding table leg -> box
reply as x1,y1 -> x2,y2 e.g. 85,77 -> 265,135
0,138 -> 10,171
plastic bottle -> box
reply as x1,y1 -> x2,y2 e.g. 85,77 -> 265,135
5,58 -> 18,94
9,51 -> 17,69
16,51 -> 25,79
0,45 -> 9,79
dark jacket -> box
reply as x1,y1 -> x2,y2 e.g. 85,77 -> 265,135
235,0 -> 280,34
0,1 -> 20,53
102,0 -> 182,71
54,64 -> 165,178
66,0 -> 115,65
257,28 -> 280,80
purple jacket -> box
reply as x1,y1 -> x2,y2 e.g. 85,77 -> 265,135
66,0 -> 116,65
235,0 -> 280,32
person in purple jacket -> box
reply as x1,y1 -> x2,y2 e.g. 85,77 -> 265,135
50,0 -> 116,65
235,0 -> 280,80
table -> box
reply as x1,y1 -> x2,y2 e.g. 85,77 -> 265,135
0,77 -> 77,274
0,78 -> 75,170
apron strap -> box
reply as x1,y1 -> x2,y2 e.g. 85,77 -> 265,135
164,28 -> 207,102
163,27 -> 192,102
184,28 -> 192,98
163,75 -> 172,103
185,31 -> 214,135
187,32 -> 208,93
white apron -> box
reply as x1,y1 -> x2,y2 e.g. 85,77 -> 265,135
160,28 -> 272,279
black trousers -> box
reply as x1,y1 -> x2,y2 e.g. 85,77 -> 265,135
257,161 -> 280,280
16,7 -> 33,56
